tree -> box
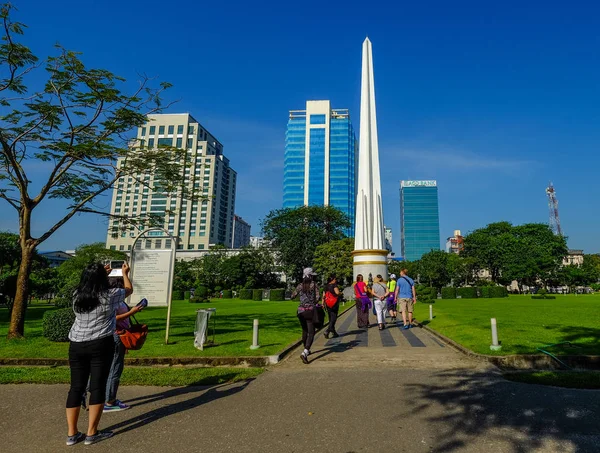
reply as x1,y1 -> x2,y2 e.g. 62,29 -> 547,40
419,250 -> 450,288
262,206 -> 351,282
462,222 -> 515,283
388,260 -> 420,283
446,254 -> 478,287
313,238 -> 354,285
0,231 -> 20,272
0,5 -> 193,337
237,245 -> 280,289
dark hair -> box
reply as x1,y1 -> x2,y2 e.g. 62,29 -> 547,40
73,263 -> 109,313
376,274 -> 383,280
302,276 -> 312,294
356,274 -> 363,282
108,277 -> 124,289
327,275 -> 337,284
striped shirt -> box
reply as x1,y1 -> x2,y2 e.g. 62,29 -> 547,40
68,288 -> 125,342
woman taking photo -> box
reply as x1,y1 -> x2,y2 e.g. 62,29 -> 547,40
353,274 -> 371,329
291,267 -> 321,364
323,275 -> 341,339
65,262 -> 132,446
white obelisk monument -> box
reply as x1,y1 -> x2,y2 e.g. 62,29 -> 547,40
353,38 -> 388,281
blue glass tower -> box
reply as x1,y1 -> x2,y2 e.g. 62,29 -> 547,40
283,101 -> 357,236
400,180 -> 440,261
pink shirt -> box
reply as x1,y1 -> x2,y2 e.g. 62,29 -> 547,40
115,302 -> 130,331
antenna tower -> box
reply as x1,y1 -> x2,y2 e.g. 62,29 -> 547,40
545,182 -> 563,236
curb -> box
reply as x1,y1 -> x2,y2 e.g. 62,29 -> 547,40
416,322 -> 600,371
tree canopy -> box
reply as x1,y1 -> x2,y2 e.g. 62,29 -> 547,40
313,237 -> 354,285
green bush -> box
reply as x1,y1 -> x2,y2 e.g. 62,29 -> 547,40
269,289 -> 285,301
537,288 -> 548,296
457,287 -> 478,299
172,290 -> 184,301
42,308 -> 75,342
222,289 -> 233,299
252,289 -> 263,301
490,286 -> 508,298
239,289 -> 252,300
416,285 -> 436,302
590,283 -> 600,291
195,286 -> 208,299
480,286 -> 491,298
441,287 -> 456,299
184,291 -> 191,300
532,295 -> 556,300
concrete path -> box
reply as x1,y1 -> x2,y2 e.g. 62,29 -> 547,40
1,309 -> 599,452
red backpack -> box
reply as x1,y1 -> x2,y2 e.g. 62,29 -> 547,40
324,290 -> 338,308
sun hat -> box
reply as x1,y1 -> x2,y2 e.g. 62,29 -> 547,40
390,274 -> 397,279
303,267 -> 317,278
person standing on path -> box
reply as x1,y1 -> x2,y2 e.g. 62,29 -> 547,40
394,268 -> 416,329
372,275 -> 390,330
323,275 -> 341,339
291,267 -> 321,364
386,274 -> 398,323
353,274 -> 372,329
65,263 -> 133,446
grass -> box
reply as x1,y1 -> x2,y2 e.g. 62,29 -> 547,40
0,299 -> 354,359
413,294 -> 600,356
503,371 -> 600,389
0,366 -> 264,386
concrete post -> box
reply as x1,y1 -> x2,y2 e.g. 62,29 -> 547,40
490,318 -> 502,351
429,305 -> 433,321
250,319 -> 260,350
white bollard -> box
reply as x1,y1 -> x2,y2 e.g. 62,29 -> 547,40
490,318 -> 502,351
429,305 -> 433,321
250,319 -> 260,350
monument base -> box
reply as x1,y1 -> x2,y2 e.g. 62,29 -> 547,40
352,249 -> 389,281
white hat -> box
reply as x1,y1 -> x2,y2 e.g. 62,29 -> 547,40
390,274 -> 397,279
303,267 -> 317,278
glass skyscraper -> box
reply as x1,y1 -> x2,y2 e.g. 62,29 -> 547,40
400,180 -> 440,261
283,100 -> 357,235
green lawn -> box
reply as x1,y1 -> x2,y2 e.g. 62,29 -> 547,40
413,294 -> 600,356
0,299 -> 350,359
503,371 -> 600,389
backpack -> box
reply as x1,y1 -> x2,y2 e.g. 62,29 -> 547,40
324,290 -> 338,308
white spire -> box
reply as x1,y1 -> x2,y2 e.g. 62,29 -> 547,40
354,38 -> 385,251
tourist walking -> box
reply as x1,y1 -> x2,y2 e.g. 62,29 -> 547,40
372,275 -> 389,330
353,274 -> 372,329
386,274 -> 398,322
323,275 -> 341,339
291,267 -> 321,364
66,262 -> 133,446
394,268 -> 416,329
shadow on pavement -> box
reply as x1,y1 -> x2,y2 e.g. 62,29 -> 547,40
404,370 -> 599,452
103,379 -> 254,436
310,339 -> 361,362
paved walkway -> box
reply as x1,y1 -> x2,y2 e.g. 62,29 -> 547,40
1,308 -> 599,452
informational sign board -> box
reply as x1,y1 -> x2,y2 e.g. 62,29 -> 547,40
130,249 -> 173,307
400,180 -> 437,188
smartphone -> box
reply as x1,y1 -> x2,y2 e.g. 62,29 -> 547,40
110,260 -> 125,269
136,298 -> 148,308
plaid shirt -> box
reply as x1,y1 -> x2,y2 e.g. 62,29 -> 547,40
68,288 -> 125,342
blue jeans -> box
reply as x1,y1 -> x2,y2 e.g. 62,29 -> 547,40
105,334 -> 126,403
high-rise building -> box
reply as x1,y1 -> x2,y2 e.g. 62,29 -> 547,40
400,180 -> 440,261
231,215 -> 251,248
106,113 -> 237,251
283,100 -> 357,235
446,230 -> 464,254
384,226 -> 393,252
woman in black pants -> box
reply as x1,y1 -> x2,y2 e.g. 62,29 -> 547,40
65,262 -> 132,446
323,275 -> 341,339
292,268 -> 320,364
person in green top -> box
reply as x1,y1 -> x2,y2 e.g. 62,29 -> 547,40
386,274 -> 398,323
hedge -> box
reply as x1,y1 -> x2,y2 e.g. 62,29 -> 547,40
252,289 -> 263,301
222,289 -> 233,299
172,290 -> 184,301
441,287 -> 456,299
239,289 -> 252,300
490,286 -> 508,298
269,289 -> 285,301
457,287 -> 478,299
184,291 -> 191,300
195,286 -> 208,299
189,297 -> 208,303
480,286 -> 492,298
532,295 -> 556,300
42,308 -> 75,342
416,285 -> 436,302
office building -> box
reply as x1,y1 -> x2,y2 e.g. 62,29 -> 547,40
283,100 -> 357,235
446,230 -> 464,254
384,226 -> 393,253
400,180 -> 440,261
106,113 -> 237,251
232,215 -> 251,248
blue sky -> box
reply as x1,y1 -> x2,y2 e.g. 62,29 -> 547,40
2,0 -> 600,253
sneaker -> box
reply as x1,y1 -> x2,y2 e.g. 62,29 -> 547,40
84,431 -> 114,445
104,400 -> 130,412
66,432 -> 85,446
403,324 -> 410,330
300,352 -> 309,364
324,331 -> 330,339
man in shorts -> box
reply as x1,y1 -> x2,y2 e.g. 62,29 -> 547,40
394,268 -> 416,329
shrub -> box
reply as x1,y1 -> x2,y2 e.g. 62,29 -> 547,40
590,283 -> 600,291
239,289 -> 252,300
269,289 -> 285,301
537,288 -> 548,296
490,286 -> 508,298
184,291 -> 191,300
252,289 -> 263,301
416,285 -> 436,302
441,287 -> 456,299
480,286 -> 491,298
195,286 -> 208,299
42,308 -> 75,342
532,295 -> 556,300
457,287 -> 478,299
172,290 -> 184,301
189,297 -> 208,303
222,290 -> 233,299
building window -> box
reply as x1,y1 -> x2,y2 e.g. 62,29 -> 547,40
148,138 -> 154,148
159,125 -> 165,135
176,138 -> 182,148
177,125 -> 184,134
149,125 -> 156,135
141,127 -> 146,136
168,125 -> 174,135
199,244 -> 205,249
158,138 -> 171,146
110,245 -> 116,250
119,245 -> 124,251
155,239 -> 162,249
189,126 -> 195,134
310,114 -> 326,125
187,138 -> 193,148
188,244 -> 195,250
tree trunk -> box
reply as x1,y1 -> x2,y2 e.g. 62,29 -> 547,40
7,245 -> 35,339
